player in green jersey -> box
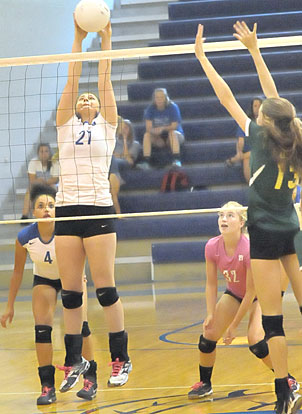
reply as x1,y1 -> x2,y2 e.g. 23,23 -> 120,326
195,21 -> 302,414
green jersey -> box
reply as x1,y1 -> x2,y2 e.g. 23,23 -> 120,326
245,120 -> 299,232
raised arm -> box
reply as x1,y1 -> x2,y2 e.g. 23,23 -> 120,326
233,21 -> 279,99
56,16 -> 88,127
195,24 -> 248,132
0,240 -> 27,328
97,22 -> 117,127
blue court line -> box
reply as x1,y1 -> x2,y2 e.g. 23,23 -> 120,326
160,321 -> 251,347
159,321 -> 302,348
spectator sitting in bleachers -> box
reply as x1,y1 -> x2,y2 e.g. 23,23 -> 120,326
143,88 -> 184,168
226,97 -> 262,182
114,117 -> 141,171
21,143 -> 59,222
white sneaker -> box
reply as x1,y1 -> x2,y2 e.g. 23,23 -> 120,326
107,358 -> 132,387
57,357 -> 90,393
289,391 -> 302,413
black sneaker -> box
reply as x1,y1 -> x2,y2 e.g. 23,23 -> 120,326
36,386 -> 56,405
107,358 -> 132,387
57,357 -> 90,393
275,391 -> 302,414
77,379 -> 97,400
188,381 -> 213,399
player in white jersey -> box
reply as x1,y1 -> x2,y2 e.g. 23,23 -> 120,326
54,18 -> 131,393
0,184 -> 97,405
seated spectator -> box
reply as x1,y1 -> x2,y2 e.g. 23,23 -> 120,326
21,143 -> 59,221
114,118 -> 141,171
226,97 -> 262,182
143,88 -> 184,167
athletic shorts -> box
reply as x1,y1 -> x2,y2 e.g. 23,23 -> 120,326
224,289 -> 257,304
33,275 -> 62,292
248,225 -> 297,260
224,289 -> 243,303
55,205 -> 116,238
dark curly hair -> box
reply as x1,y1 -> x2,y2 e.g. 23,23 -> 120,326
30,183 -> 56,206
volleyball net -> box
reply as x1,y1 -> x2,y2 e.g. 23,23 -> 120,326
0,35 -> 301,224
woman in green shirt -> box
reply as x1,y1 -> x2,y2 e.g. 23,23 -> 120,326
195,21 -> 302,413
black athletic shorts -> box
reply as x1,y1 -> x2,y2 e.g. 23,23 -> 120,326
224,289 -> 257,304
33,275 -> 62,292
248,225 -> 297,260
55,205 -> 116,238
224,289 -> 243,303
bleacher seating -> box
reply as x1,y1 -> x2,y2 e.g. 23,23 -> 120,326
115,0 -> 302,245
119,188 -> 248,213
128,72 -> 302,104
168,0 -> 302,21
152,240 -> 206,263
121,163 -> 243,191
159,12 -> 302,40
116,214 -> 219,240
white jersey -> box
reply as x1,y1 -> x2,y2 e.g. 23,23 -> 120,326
18,223 -> 59,280
56,113 -> 117,206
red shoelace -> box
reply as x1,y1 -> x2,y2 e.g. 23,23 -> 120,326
83,379 -> 94,391
191,381 -> 204,390
56,365 -> 72,380
41,386 -> 52,396
108,358 -> 124,376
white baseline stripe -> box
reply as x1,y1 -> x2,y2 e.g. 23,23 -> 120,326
0,382 -> 285,395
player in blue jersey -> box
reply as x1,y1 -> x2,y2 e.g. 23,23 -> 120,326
0,184 -> 97,405
195,21 -> 302,413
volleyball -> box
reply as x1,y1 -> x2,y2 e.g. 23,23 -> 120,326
75,0 -> 110,33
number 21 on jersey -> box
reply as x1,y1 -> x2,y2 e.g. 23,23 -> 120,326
75,130 -> 92,145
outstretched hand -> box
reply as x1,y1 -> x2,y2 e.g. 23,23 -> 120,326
73,13 -> 88,41
98,21 -> 112,40
195,24 -> 206,61
233,21 -> 258,51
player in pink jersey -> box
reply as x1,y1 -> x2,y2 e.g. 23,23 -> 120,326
188,201 -> 298,399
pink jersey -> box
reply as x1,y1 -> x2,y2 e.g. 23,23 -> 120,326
205,234 -> 250,299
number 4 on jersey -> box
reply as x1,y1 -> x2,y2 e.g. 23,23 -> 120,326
44,251 -> 53,264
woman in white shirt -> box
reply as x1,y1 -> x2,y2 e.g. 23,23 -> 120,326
54,18 -> 131,393
21,143 -> 59,221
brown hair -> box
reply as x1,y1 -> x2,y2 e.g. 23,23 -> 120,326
117,117 -> 135,144
260,98 -> 302,175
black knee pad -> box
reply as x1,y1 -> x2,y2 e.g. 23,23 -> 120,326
81,321 -> 91,338
198,335 -> 217,353
262,315 -> 285,340
96,287 -> 119,307
249,339 -> 269,359
61,289 -> 83,309
35,325 -> 52,343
